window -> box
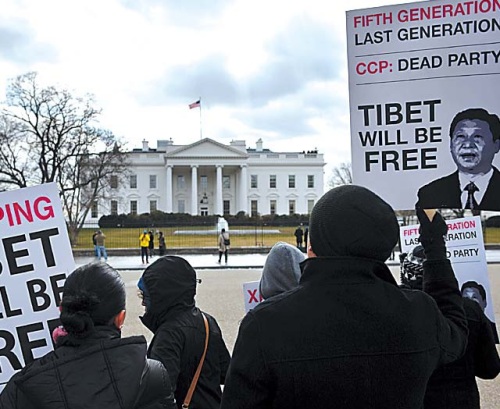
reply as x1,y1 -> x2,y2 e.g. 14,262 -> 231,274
110,200 -> 118,215
130,174 -> 137,189
178,200 -> 185,213
288,175 -> 295,188
177,175 -> 186,189
308,199 -> 315,214
110,175 -> 118,189
200,175 -> 208,191
289,200 -> 296,215
91,201 -> 98,218
251,175 -> 258,188
251,200 -> 258,217
150,175 -> 157,189
223,200 -> 230,215
130,200 -> 138,215
269,175 -> 276,188
150,200 -> 157,213
270,200 -> 276,215
223,175 -> 230,189
308,175 -> 315,188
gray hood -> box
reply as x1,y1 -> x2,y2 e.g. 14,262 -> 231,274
259,242 -> 305,299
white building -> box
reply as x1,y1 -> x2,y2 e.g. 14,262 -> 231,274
88,138 -> 325,221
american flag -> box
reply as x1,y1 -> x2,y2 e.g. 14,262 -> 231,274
189,99 -> 201,109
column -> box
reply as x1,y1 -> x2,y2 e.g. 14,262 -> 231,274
166,165 -> 173,213
191,165 -> 198,215
239,164 -> 248,214
216,165 -> 223,215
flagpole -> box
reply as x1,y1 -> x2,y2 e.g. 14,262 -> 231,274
199,97 -> 202,140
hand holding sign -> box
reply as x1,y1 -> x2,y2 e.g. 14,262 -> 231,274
416,207 -> 448,261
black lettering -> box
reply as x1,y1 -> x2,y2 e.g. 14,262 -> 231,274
0,286 -> 22,318
50,273 -> 66,307
29,228 -> 59,268
421,148 -> 438,169
17,322 -> 47,366
3,234 -> 33,275
26,279 -> 51,312
0,330 -> 22,372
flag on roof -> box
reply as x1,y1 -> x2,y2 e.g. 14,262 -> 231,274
189,99 -> 201,109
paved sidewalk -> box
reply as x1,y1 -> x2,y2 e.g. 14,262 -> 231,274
74,249 -> 500,270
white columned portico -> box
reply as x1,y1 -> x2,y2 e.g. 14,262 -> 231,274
239,164 -> 248,214
165,165 -> 173,213
216,165 -> 223,215
191,165 -> 198,215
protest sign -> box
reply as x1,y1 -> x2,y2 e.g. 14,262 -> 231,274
347,0 -> 500,210
242,281 -> 263,313
400,215 -> 498,340
0,183 -> 75,391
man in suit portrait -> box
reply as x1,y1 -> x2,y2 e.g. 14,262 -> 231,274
417,108 -> 500,211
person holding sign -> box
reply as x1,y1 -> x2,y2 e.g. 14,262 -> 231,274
417,108 -> 500,211
401,246 -> 500,409
0,262 -> 175,409
221,186 -> 467,409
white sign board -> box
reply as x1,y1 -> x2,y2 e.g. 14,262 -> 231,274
242,281 -> 263,313
400,215 -> 498,340
347,0 -> 500,210
0,183 -> 75,391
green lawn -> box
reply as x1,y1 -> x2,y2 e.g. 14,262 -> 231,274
75,226 -> 500,249
75,226 -> 301,249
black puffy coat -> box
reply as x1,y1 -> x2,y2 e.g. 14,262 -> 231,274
140,256 -> 230,409
0,326 -> 175,409
221,257 -> 467,409
424,297 -> 500,408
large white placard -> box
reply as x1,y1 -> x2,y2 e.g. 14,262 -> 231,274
347,0 -> 500,210
0,183 -> 75,391
400,215 -> 498,340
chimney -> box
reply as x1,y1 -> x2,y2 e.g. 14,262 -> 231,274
142,139 -> 149,152
256,138 -> 263,152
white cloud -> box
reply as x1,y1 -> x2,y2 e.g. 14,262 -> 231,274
0,0 -> 416,175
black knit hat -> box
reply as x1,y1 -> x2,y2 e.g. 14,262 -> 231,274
309,185 -> 399,261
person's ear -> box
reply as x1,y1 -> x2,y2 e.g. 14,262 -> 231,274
493,138 -> 500,154
113,310 -> 126,330
307,241 -> 317,258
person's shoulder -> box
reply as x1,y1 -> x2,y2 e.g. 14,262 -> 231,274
418,171 -> 458,192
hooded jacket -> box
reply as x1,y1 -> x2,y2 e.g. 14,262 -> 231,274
259,242 -> 305,299
140,256 -> 230,409
0,327 -> 175,409
221,257 -> 467,409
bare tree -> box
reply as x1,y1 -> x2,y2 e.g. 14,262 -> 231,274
328,162 -> 353,188
0,72 -> 129,244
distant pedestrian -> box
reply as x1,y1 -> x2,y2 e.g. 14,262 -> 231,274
94,230 -> 108,261
158,231 -> 166,256
218,228 -> 230,264
139,230 -> 150,264
148,230 -> 155,257
294,224 -> 304,248
304,226 -> 309,251
92,230 -> 98,257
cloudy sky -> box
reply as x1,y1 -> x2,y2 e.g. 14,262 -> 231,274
0,0 -> 415,179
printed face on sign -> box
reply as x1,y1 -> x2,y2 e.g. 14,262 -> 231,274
462,286 -> 487,311
450,119 -> 500,175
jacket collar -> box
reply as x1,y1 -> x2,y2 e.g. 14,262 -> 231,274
300,257 -> 398,287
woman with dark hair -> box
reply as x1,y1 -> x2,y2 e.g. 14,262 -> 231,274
0,262 -> 176,409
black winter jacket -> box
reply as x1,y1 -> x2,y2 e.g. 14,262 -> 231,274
221,256 -> 468,409
140,256 -> 230,409
424,297 -> 500,408
0,326 -> 175,409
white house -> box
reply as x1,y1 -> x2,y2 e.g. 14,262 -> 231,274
88,138 -> 325,221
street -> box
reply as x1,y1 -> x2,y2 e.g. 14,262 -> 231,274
121,264 -> 500,409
